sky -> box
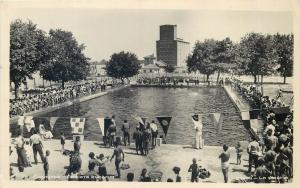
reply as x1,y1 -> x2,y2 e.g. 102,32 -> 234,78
11,9 -> 293,61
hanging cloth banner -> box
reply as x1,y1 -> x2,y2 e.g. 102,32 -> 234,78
132,115 -> 147,129
249,109 -> 260,119
156,116 -> 172,136
24,116 -> 35,132
241,111 -> 250,120
210,113 -> 224,132
272,106 -> 290,121
49,117 -> 59,131
70,118 -> 85,134
97,118 -> 105,136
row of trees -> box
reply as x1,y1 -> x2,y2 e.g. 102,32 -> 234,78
187,33 -> 293,84
10,19 -> 90,98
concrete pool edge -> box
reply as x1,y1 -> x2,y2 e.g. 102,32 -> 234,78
9,84 -> 131,124
222,85 -> 262,140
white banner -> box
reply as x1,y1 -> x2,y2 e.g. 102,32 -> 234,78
97,118 -> 105,136
70,118 -> 85,134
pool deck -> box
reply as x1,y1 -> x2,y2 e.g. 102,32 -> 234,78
10,139 -> 253,182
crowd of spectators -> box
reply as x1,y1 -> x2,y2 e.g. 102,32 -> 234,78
228,77 -> 293,183
9,79 -> 122,117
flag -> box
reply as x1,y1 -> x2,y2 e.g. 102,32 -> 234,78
70,118 -> 85,134
249,109 -> 260,119
97,118 -> 105,136
250,119 -> 259,131
24,116 -> 35,132
132,115 -> 147,128
272,106 -> 290,121
241,111 -> 250,120
210,113 -> 224,132
49,117 -> 59,130
241,110 -> 259,130
156,116 -> 172,136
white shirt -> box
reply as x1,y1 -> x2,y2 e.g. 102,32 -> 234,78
194,121 -> 203,134
265,124 -> 275,135
150,123 -> 158,132
30,134 -> 42,145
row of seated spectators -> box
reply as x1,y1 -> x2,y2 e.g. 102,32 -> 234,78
10,79 -> 121,117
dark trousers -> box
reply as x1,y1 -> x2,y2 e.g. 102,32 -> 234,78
191,173 -> 198,182
44,165 -> 49,181
248,153 -> 258,172
109,135 -> 115,147
152,132 -> 158,147
222,168 -> 229,183
32,144 -> 44,163
16,148 -> 27,167
123,132 -> 130,146
115,159 -> 121,177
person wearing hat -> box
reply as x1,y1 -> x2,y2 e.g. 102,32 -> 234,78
188,158 -> 199,182
193,116 -> 203,149
172,166 -> 181,182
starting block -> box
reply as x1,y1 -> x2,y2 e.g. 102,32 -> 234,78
156,138 -> 162,146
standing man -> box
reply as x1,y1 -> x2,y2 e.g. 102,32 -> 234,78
74,136 -> 81,153
30,129 -> 45,164
194,116 -> 203,149
110,141 -> 124,178
247,138 -> 260,173
133,125 -> 143,155
15,131 -> 29,168
219,144 -> 230,183
122,120 -> 130,146
150,120 -> 158,148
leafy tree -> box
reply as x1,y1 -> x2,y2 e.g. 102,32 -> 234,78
214,37 -> 235,83
186,39 -> 218,82
10,19 -> 48,99
40,29 -> 90,88
164,64 -> 176,73
273,33 -> 293,84
105,51 -> 141,82
237,33 -> 274,83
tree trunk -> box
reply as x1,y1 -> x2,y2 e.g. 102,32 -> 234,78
283,75 -> 286,84
216,70 -> 221,84
254,75 -> 257,84
42,78 -> 45,88
206,74 -> 210,82
257,75 -> 260,83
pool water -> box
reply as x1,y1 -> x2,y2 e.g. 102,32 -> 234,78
11,87 -> 250,146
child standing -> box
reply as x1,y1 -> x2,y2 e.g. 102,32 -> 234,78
60,132 -> 66,153
188,158 -> 199,182
98,153 -> 110,179
236,142 -> 243,165
44,150 -> 50,181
